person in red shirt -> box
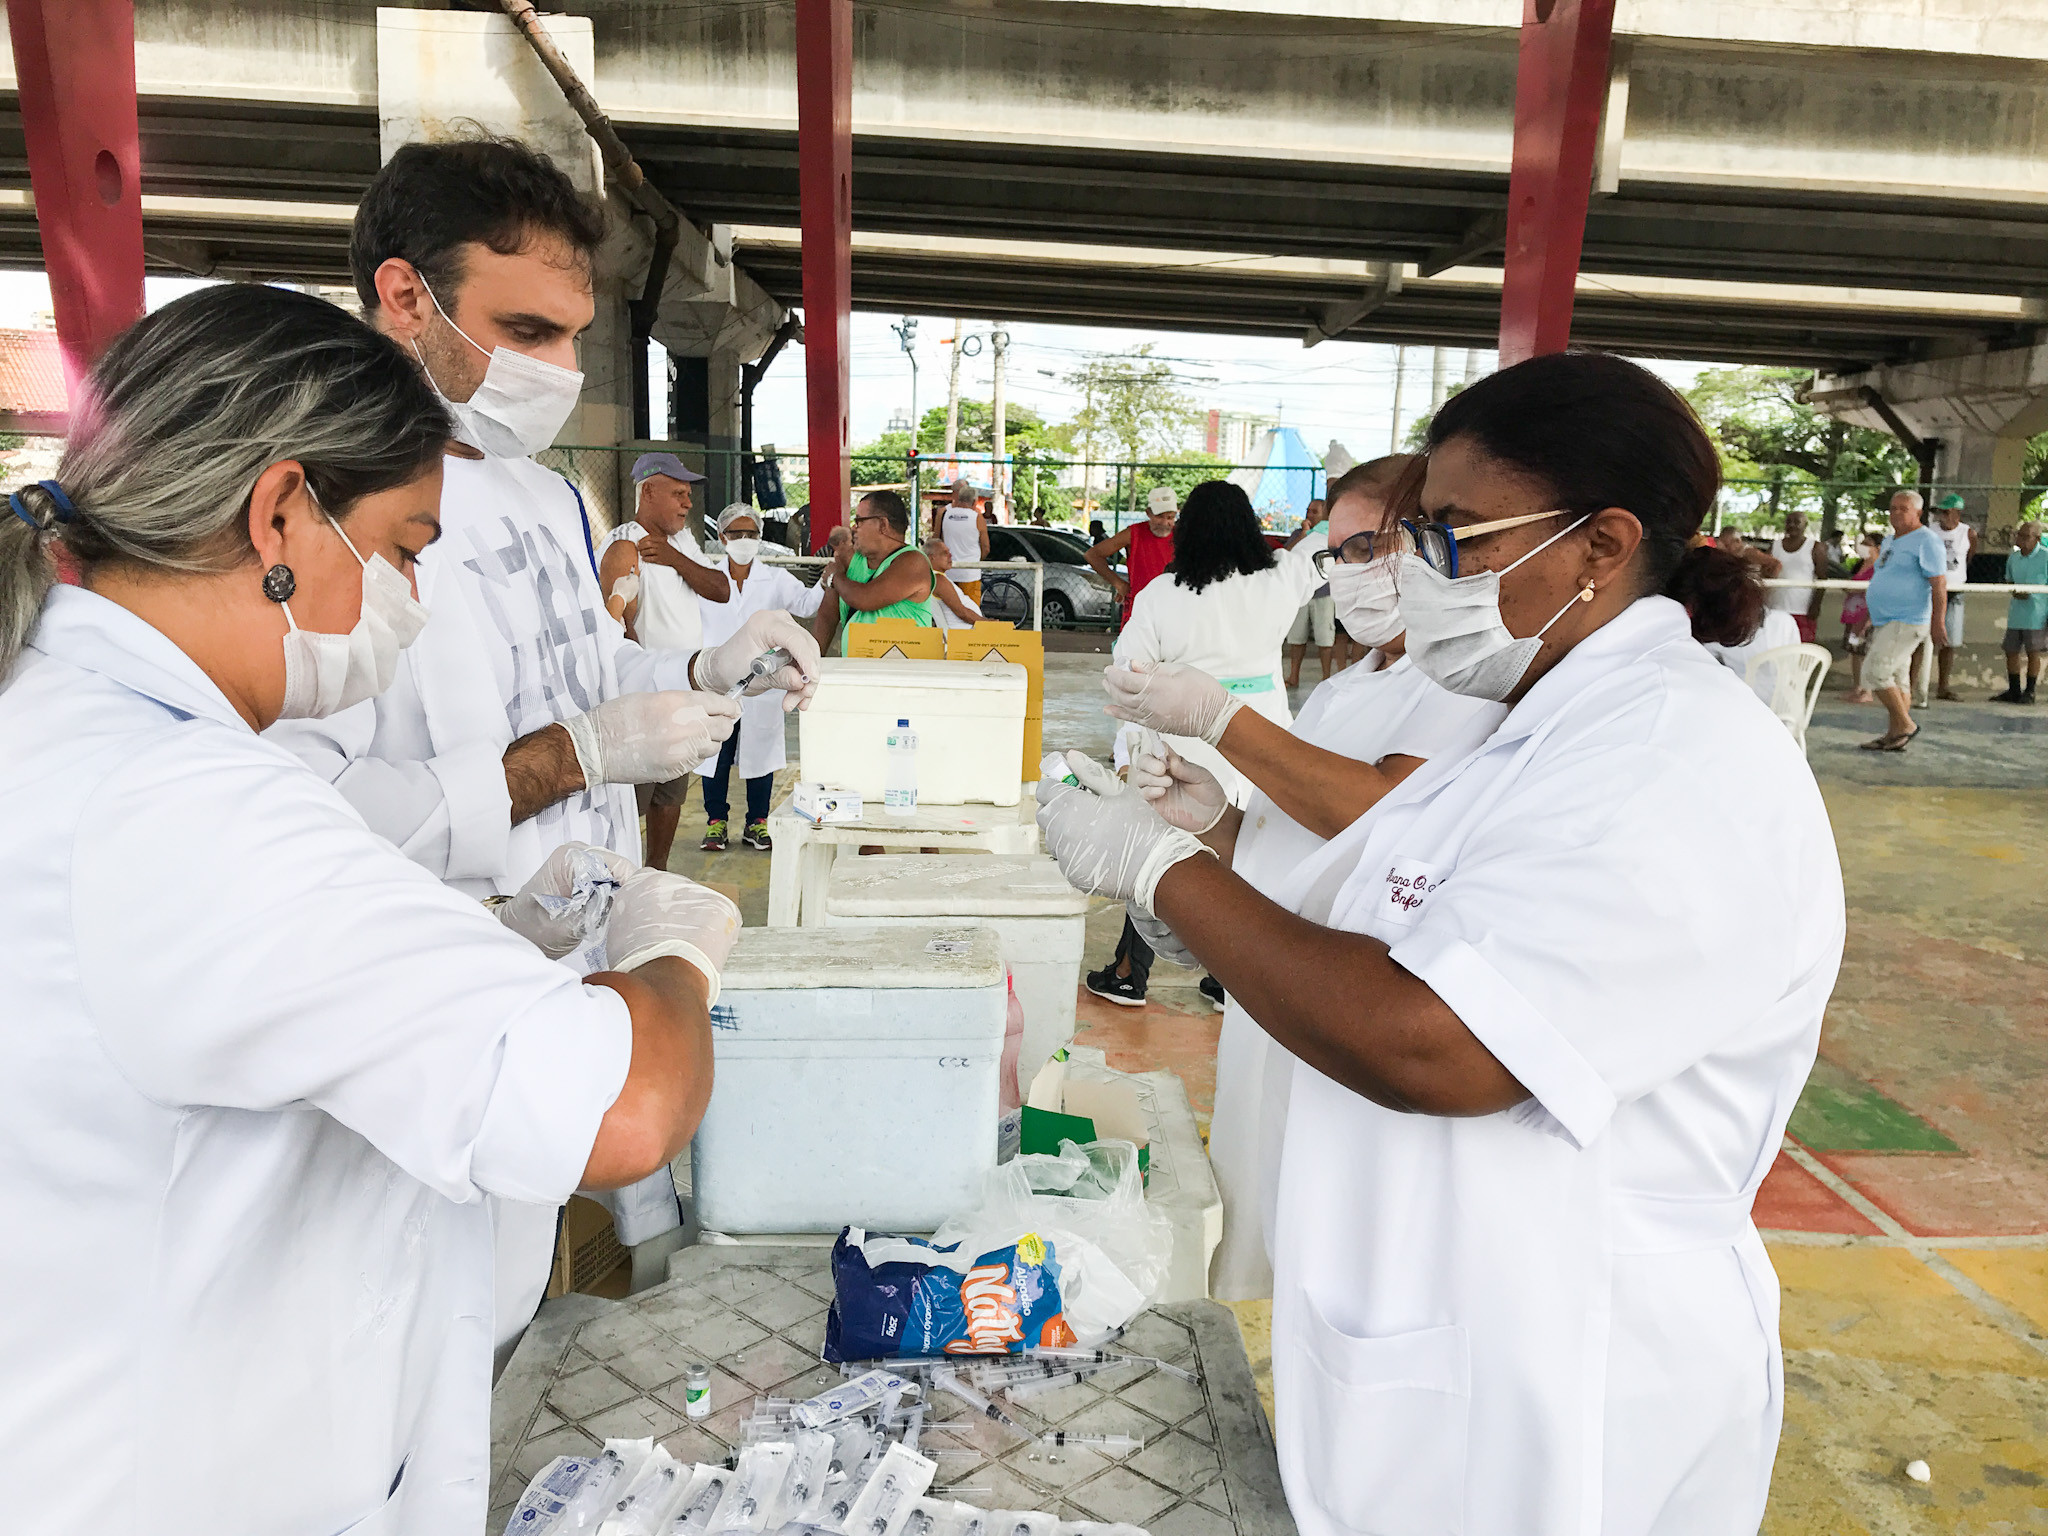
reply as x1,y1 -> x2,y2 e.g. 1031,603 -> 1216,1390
1087,485 -> 1178,625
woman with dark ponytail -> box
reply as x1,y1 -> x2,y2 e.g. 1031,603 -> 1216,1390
1033,351 -> 1845,1536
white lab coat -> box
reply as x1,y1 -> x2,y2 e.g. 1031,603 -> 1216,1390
692,556 -> 824,781
1206,655 -> 1506,1302
1260,597 -> 1843,1536
0,587 -> 632,1536
1113,545 -> 1321,803
265,452 -> 697,1352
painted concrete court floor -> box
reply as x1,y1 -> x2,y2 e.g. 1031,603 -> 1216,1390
669,649 -> 2048,1534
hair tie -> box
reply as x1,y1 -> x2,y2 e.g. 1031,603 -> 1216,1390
8,479 -> 76,531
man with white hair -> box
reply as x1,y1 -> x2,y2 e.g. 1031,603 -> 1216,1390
1995,519 -> 2048,704
934,476 -> 990,602
1858,488 -> 1947,750
600,452 -> 735,870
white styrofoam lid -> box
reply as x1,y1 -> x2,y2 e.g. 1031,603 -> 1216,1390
813,657 -> 1026,692
722,922 -> 1005,990
825,854 -> 1088,917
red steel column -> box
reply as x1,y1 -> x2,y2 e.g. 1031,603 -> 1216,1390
1497,0 -> 1615,366
10,0 -> 146,396
795,0 -> 853,552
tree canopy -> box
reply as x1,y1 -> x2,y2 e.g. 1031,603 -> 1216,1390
1064,346 -> 1202,466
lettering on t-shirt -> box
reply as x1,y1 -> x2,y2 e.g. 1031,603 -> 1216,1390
1377,856 -> 1448,926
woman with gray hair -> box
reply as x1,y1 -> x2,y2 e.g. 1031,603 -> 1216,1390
0,284 -> 740,1535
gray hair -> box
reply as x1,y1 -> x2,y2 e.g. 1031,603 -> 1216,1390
2021,520 -> 2041,538
1891,488 -> 1924,510
1,284 -> 449,681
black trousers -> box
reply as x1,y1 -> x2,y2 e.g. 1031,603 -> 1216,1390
1112,913 -> 1154,985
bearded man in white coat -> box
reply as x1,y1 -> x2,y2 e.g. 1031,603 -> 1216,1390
267,138 -> 819,1365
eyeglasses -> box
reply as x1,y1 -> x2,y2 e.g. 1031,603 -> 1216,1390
1310,508 -> 1577,579
852,513 -> 884,528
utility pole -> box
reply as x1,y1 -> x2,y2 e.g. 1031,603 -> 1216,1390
991,324 -> 1009,517
891,316 -> 919,502
1430,346 -> 1449,412
1463,347 -> 1482,386
943,315 -> 966,457
1388,345 -> 1409,454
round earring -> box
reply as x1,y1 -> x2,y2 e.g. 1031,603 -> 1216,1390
262,564 -> 296,603
1578,581 -> 1597,603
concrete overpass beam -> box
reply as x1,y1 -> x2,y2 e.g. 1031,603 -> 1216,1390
1809,345 -> 2048,546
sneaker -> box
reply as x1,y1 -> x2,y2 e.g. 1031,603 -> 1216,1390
1198,975 -> 1226,1010
1993,685 -> 2024,703
1085,964 -> 1146,1007
742,819 -> 773,850
700,820 -> 729,852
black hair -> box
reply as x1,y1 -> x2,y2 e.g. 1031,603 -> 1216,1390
1662,546 -> 1767,647
858,488 -> 912,536
1167,481 -> 1275,594
350,137 -> 608,312
1417,351 -> 1752,641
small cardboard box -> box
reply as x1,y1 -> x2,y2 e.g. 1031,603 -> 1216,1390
793,781 -> 864,825
846,616 -> 946,660
546,1195 -> 626,1299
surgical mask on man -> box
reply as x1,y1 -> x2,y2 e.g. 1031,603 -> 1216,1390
1325,557 -> 1403,647
277,507 -> 431,720
722,537 -> 761,567
413,280 -> 584,459
1399,516 -> 1591,701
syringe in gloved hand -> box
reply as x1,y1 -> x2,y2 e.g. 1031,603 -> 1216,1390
724,647 -> 795,699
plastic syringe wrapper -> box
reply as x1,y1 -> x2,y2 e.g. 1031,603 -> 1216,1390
709,1442 -> 795,1536
797,1369 -> 914,1428
667,1465 -> 734,1536
897,1496 -> 969,1536
598,1448 -> 690,1536
831,1440 -> 936,1536
505,1440 -> 655,1535
988,1514 -> 1057,1536
768,1428 -> 837,1528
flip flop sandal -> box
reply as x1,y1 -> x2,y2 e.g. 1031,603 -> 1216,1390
1880,726 -> 1921,752
1858,734 -> 1901,751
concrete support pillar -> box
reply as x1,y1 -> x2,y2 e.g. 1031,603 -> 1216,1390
376,8 -> 634,527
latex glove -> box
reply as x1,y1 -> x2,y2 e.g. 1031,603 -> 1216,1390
1035,751 -> 1214,910
606,866 -> 743,1004
1102,660 -> 1243,746
607,567 -> 641,608
693,609 -> 823,712
495,841 -> 638,959
1130,908 -> 1198,970
561,690 -> 741,788
1130,740 -> 1228,834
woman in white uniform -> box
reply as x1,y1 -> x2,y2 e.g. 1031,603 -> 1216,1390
1096,456 -> 1507,1301
1038,352 -> 1844,1536
695,502 -> 823,850
0,285 -> 741,1535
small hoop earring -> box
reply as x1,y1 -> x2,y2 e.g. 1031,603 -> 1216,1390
262,564 -> 296,603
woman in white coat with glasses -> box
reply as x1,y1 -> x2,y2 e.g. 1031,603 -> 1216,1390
0,285 -> 741,1536
1037,352 -> 1844,1536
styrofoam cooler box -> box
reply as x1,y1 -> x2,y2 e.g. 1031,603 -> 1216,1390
822,854 -> 1088,1091
691,923 -> 1008,1234
799,658 -> 1027,806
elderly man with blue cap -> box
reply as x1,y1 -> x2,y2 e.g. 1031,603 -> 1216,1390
266,140 -> 822,1369
599,454 -> 738,868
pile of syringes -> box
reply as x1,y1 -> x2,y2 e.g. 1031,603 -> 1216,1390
500,1345 -> 1200,1536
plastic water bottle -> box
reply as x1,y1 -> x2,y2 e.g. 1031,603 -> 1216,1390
884,718 -> 918,816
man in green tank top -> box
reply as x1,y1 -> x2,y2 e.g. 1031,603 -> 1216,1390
812,488 -> 938,655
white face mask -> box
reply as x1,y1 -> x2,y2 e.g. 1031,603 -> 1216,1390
1398,516 -> 1591,701
414,282 -> 584,459
722,537 -> 761,567
1325,557 -> 1403,648
277,511 -> 431,720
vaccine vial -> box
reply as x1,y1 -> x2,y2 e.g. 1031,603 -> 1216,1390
685,1362 -> 712,1420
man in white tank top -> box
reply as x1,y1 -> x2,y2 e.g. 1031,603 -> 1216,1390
1765,508 -> 1824,645
933,477 -> 990,601
1930,493 -> 1976,701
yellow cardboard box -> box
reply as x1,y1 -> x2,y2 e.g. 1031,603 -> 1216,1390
844,616 -> 946,660
944,622 -> 1045,777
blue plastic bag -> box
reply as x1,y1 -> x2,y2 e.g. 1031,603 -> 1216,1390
822,1227 -> 1078,1363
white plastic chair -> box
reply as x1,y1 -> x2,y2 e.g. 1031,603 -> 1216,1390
1746,643 -> 1834,752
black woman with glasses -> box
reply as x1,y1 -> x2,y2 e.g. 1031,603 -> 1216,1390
1035,352 -> 1843,1536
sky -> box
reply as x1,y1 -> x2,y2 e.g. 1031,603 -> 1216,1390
5,272 -> 1709,464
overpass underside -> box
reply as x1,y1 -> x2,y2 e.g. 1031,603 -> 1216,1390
2,0 -> 2046,369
